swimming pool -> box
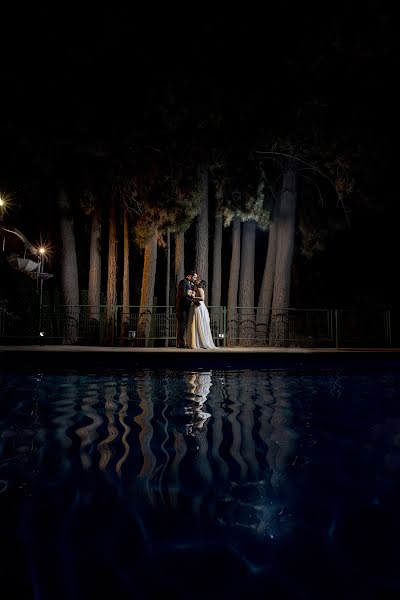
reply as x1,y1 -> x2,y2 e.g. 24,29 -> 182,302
1,367 -> 400,599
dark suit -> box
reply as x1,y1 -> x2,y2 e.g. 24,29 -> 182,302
176,278 -> 194,347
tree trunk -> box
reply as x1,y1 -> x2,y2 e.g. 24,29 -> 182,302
227,216 -> 241,346
88,203 -> 101,334
211,181 -> 223,309
270,159 -> 297,346
211,213 -> 223,307
106,193 -> 117,344
58,187 -> 80,344
165,227 -> 171,347
121,208 -> 130,340
238,219 -> 256,346
256,213 -> 278,344
138,229 -> 158,346
195,166 -> 209,301
175,230 -> 185,287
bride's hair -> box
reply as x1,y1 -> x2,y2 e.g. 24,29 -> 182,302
197,279 -> 207,289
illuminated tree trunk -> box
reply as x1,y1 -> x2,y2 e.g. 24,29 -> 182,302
58,187 -> 80,344
238,219 -> 256,346
227,216 -> 241,346
106,193 -> 117,344
165,228 -> 171,306
88,203 -> 101,326
211,186 -> 223,306
256,213 -> 278,344
138,228 -> 158,346
195,166 -> 209,300
165,227 -> 171,347
270,159 -> 297,346
175,230 -> 185,287
121,208 -> 130,339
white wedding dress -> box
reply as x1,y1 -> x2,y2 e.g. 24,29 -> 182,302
186,291 -> 216,349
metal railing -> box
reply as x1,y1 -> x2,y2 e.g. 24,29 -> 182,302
0,304 -> 395,348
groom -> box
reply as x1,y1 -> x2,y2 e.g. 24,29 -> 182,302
176,269 -> 197,348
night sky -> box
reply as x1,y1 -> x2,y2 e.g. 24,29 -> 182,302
1,4 -> 399,309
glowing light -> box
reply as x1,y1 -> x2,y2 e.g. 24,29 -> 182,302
34,239 -> 54,258
0,191 -> 15,214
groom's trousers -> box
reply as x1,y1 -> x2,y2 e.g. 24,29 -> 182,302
176,307 -> 189,347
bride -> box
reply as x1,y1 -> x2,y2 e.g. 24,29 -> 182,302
186,279 -> 216,349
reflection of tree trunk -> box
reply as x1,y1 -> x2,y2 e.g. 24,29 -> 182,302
270,159 -> 297,346
227,217 -> 241,346
154,382 -> 171,499
226,379 -> 248,482
168,432 -> 187,509
238,373 -> 259,480
257,212 -> 278,344
98,381 -> 118,471
138,229 -> 158,345
121,208 -> 130,340
88,203 -> 101,329
196,166 -> 209,301
116,382 -> 131,476
208,377 -> 229,487
75,379 -> 102,471
58,188 -> 80,344
238,219 -> 256,346
135,375 -> 157,506
106,193 -> 117,344
191,420 -> 213,517
266,373 -> 298,490
54,373 -> 78,451
254,379 -> 275,457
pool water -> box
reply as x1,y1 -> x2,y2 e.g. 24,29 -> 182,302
1,368 -> 400,599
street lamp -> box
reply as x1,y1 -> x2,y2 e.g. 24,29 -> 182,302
37,246 -> 47,340
0,198 -> 4,248
0,194 -> 13,246
0,197 -> 4,225
0,195 -> 10,219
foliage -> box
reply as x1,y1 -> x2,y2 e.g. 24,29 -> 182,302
222,154 -> 270,229
133,155 -> 202,247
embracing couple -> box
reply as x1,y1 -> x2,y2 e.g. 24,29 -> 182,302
176,270 -> 216,349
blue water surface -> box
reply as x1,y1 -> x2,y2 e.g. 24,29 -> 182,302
1,368 -> 400,599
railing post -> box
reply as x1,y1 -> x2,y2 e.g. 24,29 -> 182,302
334,309 -> 341,348
328,309 -> 334,346
385,309 -> 392,348
113,305 -> 118,346
222,305 -> 227,347
165,305 -> 170,347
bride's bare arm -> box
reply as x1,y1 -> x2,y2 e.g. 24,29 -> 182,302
193,288 -> 205,302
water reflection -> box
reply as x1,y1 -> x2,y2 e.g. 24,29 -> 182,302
182,371 -> 212,435
0,370 -> 302,534
1,369 -> 400,598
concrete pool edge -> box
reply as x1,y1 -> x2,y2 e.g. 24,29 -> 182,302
2,345 -> 400,371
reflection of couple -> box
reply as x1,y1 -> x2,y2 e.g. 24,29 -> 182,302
183,371 -> 212,435
176,270 -> 216,349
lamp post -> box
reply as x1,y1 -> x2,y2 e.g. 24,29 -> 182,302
0,198 -> 4,250
38,247 -> 46,339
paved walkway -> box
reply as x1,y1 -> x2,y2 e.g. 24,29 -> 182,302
1,345 -> 399,354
